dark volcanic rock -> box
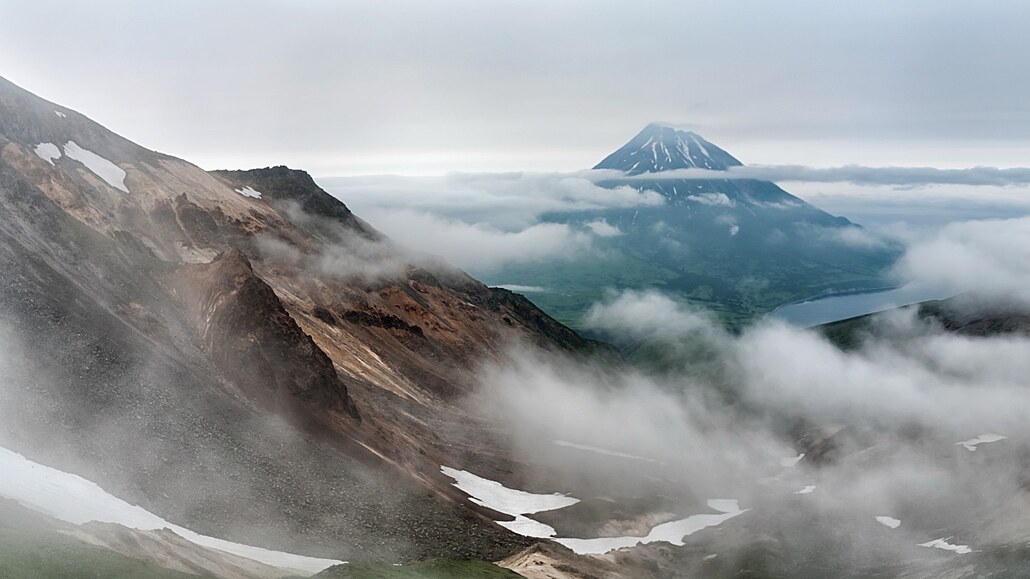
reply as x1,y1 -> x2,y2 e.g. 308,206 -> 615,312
211,166 -> 377,239
169,249 -> 358,418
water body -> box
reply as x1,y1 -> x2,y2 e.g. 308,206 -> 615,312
771,283 -> 955,328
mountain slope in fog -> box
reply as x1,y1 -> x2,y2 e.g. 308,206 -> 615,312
0,74 -> 609,567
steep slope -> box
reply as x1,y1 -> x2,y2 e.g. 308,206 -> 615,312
0,499 -> 295,579
482,123 -> 900,328
0,75 -> 606,565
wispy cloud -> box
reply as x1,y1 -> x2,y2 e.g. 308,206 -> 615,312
322,172 -> 664,230
596,165 -> 1030,188
352,209 -> 593,271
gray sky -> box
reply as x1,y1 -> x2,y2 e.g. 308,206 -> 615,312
2,0 -> 1030,175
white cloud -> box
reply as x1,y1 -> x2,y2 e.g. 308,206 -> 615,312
688,192 -> 735,207
895,216 -> 1030,303
322,171 -> 663,231
604,164 -> 1030,188
356,208 -> 592,271
583,219 -> 622,237
476,274 -> 1030,569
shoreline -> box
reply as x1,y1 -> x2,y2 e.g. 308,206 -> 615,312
769,284 -> 903,315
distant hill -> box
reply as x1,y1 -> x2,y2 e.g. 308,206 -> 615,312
481,123 -> 901,328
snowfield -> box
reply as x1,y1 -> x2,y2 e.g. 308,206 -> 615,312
920,537 -> 972,554
555,499 -> 748,555
63,141 -> 129,193
440,466 -> 579,516
441,466 -> 580,539
956,433 -> 1006,452
34,142 -> 61,165
876,516 -> 901,529
235,186 -> 263,199
0,446 -> 343,574
441,466 -> 746,555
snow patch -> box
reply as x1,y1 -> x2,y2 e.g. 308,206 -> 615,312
499,515 -> 559,538
34,142 -> 61,165
440,466 -> 744,555
875,516 -> 901,529
956,433 -> 1006,451
919,537 -> 971,554
729,225 -> 740,236
54,110 -> 66,118
63,141 -> 128,193
795,485 -> 816,495
440,466 -> 579,519
235,186 -> 263,199
0,446 -> 343,574
555,499 -> 747,555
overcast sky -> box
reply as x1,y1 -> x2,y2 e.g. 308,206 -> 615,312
2,1 -> 1029,175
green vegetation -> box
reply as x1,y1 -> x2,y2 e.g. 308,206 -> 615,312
315,558 -> 522,578
0,529 -> 194,579
479,174 -> 899,333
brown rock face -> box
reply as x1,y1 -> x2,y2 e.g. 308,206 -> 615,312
170,249 -> 358,418
0,75 -> 606,563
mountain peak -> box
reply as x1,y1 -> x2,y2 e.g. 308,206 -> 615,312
593,123 -> 743,175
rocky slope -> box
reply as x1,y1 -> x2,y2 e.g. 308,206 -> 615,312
0,74 -> 609,566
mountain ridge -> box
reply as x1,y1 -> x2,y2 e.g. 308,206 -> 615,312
0,74 -> 609,564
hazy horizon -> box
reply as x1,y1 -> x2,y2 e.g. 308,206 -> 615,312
3,1 -> 1030,176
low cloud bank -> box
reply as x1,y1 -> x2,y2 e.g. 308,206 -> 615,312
603,164 -> 1030,187
351,209 -> 593,270
896,215 -> 1030,303
322,172 -> 664,230
471,217 -> 1030,571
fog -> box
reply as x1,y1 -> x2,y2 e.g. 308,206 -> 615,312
322,169 -> 1030,272
467,218 -> 1030,572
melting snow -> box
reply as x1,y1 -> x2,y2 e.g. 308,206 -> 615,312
875,516 -> 901,529
500,515 -> 559,539
0,446 -> 343,574
63,141 -> 128,193
34,142 -> 61,165
919,537 -> 972,554
553,440 -> 662,464
956,433 -> 1006,451
440,466 -> 578,523
235,186 -> 263,199
555,499 -> 747,555
54,110 -> 66,118
795,485 -> 816,495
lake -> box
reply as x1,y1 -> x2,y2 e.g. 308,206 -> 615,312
770,283 -> 956,328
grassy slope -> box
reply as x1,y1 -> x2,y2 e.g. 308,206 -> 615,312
315,559 -> 522,578
0,529 -> 194,579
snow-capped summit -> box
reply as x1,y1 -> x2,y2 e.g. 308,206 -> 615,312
593,123 -> 743,175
